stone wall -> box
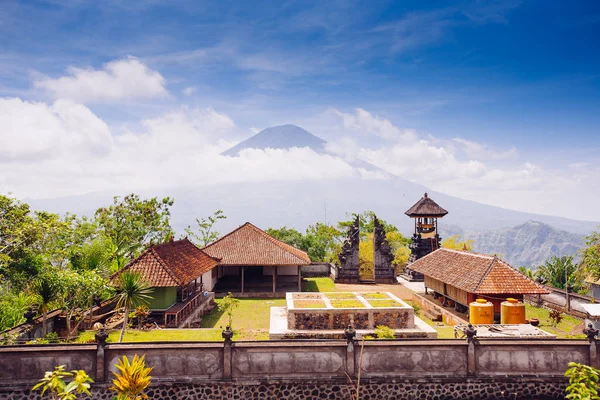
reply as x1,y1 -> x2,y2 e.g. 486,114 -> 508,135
0,338 -> 596,399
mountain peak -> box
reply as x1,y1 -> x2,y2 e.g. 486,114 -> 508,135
222,124 -> 326,156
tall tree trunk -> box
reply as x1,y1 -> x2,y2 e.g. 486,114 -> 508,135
119,304 -> 129,343
66,313 -> 72,339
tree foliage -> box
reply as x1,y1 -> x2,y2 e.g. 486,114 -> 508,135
184,210 -> 227,247
565,362 -> 600,400
536,255 -> 584,293
114,271 -> 153,343
581,228 -> 600,282
95,194 -> 174,270
441,235 -> 474,251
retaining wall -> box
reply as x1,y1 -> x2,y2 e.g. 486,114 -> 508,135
0,337 -> 597,399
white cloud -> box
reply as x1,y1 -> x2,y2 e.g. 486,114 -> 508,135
452,137 -> 518,161
0,99 -> 364,198
0,97 -> 112,161
33,58 -> 168,103
182,86 -> 197,96
331,108 -> 418,141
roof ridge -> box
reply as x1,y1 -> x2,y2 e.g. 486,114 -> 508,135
247,223 -> 310,263
441,248 -> 494,259
150,247 -> 184,286
474,255 -> 498,292
184,237 -> 222,263
202,222 -> 251,250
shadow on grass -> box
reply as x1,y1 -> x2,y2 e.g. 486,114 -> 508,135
199,303 -> 226,328
303,279 -> 319,292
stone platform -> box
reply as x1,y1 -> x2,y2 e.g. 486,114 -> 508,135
269,291 -> 437,339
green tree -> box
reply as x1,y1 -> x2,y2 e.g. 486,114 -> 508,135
536,255 -> 583,292
303,223 -> 344,262
518,266 -> 534,279
441,235 -> 474,251
337,211 -> 398,240
30,269 -> 64,337
0,290 -> 35,331
265,226 -> 305,249
219,292 -> 240,329
581,228 -> 600,282
95,194 -> 174,270
184,210 -> 227,246
113,271 -> 153,343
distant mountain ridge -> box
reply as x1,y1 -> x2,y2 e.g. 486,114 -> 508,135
462,221 -> 585,268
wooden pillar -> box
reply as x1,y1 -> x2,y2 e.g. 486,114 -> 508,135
297,266 -> 302,291
241,266 -> 245,294
273,266 -> 277,293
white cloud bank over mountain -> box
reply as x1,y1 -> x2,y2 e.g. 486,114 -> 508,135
1,58 -> 599,221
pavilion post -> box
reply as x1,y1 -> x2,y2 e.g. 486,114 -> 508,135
241,266 -> 245,294
297,266 -> 302,291
273,266 -> 277,293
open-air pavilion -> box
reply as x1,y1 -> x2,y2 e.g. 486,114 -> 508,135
203,222 -> 311,295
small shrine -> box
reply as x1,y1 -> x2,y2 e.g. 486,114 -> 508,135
402,193 -> 448,282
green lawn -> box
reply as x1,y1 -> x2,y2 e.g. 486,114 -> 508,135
303,277 -> 339,292
330,299 -> 365,308
525,305 -> 585,339
77,328 -> 269,343
200,298 -> 285,330
362,292 -> 389,299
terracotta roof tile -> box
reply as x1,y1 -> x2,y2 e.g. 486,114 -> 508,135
118,238 -> 220,287
405,192 -> 448,217
202,222 -> 311,266
409,248 -> 549,295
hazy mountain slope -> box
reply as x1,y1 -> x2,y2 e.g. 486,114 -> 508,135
463,221 -> 585,268
222,124 -> 326,156
26,124 -> 598,267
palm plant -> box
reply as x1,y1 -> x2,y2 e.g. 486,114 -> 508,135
535,255 -> 583,293
114,272 -> 153,343
31,273 -> 62,337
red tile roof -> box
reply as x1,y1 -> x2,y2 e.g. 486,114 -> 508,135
405,192 -> 448,217
118,238 -> 220,287
409,248 -> 549,294
202,222 -> 311,266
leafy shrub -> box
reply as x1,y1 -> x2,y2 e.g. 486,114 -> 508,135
565,362 -> 600,399
45,332 -> 60,343
549,309 -> 564,327
374,325 -> 395,339
110,354 -> 153,400
412,303 -> 421,316
31,365 -> 93,399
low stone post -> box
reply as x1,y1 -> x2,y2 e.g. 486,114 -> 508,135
222,327 -> 233,379
584,324 -> 599,368
344,325 -> 356,377
95,328 -> 109,382
465,324 -> 478,377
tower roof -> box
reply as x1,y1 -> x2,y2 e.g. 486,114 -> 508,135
405,192 -> 448,218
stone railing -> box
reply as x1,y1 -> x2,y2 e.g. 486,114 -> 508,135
0,333 -> 598,399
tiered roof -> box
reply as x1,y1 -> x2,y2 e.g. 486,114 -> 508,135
118,238 -> 220,287
203,222 -> 311,266
409,248 -> 549,294
405,192 -> 448,217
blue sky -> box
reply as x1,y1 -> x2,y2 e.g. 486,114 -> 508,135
1,0 -> 599,220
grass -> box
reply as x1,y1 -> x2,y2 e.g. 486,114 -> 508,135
77,328 -> 270,343
303,277 -> 339,292
326,292 -> 357,299
330,299 -> 365,308
368,300 -> 402,307
525,304 -> 585,339
294,300 -> 326,308
362,292 -> 389,299
200,298 -> 285,330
